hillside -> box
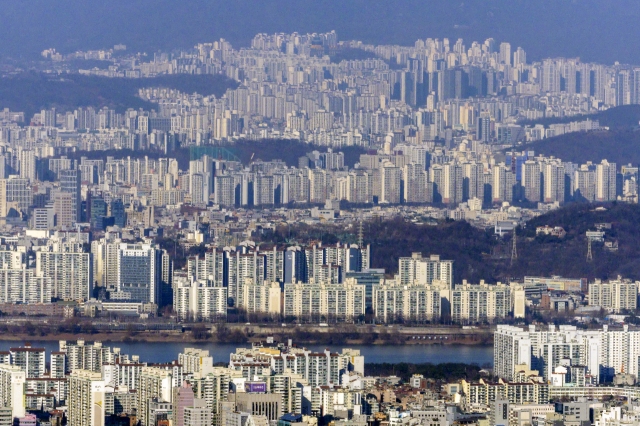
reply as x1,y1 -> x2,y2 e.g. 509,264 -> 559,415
266,218 -> 501,283
0,72 -> 238,121
514,202 -> 640,281
515,105 -> 640,165
223,139 -> 365,168
518,105 -> 640,130
55,139 -> 366,170
265,202 -> 640,283
519,129 -> 640,165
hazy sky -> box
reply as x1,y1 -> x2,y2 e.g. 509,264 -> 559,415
2,0 -> 639,64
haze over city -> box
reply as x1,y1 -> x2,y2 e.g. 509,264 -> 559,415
0,1 -> 640,425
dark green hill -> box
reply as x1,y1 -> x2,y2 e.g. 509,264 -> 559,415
265,202 -> 640,283
518,105 -> 640,130
520,129 -> 640,166
224,139 -> 365,168
0,72 -> 238,121
513,202 -> 640,281
516,105 -> 640,165
364,203 -> 640,282
55,139 -> 365,170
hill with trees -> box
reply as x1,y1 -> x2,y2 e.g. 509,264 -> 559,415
513,202 -> 640,281
515,105 -> 640,165
55,139 -> 366,170
0,72 -> 238,121
518,105 -> 640,130
221,139 -> 366,168
264,202 -> 640,283
519,129 -> 640,166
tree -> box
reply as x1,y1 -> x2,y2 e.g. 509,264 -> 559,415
191,324 -> 210,340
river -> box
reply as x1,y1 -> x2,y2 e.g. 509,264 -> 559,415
0,341 -> 493,366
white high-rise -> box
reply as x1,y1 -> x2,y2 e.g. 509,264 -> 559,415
398,253 -> 453,287
596,159 -> 617,201
138,367 -> 173,426
521,160 -> 541,202
173,276 -> 228,321
35,245 -> 92,302
495,324 -> 640,383
588,279 -> 638,313
19,150 -> 36,182
68,370 -> 105,426
542,161 -> 565,203
499,42 -> 511,66
0,364 -> 26,420
380,161 -> 401,204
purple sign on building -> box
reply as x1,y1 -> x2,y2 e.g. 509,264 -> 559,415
245,382 -> 267,393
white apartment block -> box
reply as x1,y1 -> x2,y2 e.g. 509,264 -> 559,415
0,269 -> 50,304
398,253 -> 453,287
10,345 -> 45,378
68,370 -> 105,426
0,364 -> 26,420
191,367 -> 234,417
138,367 -> 173,426
283,279 -> 365,320
589,279 -> 638,313
178,348 -> 214,375
230,346 -> 360,388
372,280 -> 441,322
102,360 -> 144,391
35,249 -> 92,301
451,281 -> 521,322
241,280 -> 282,316
495,324 -> 640,384
173,276 -> 227,321
60,340 -> 116,373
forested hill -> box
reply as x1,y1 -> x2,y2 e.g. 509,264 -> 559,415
518,105 -> 640,130
515,105 -> 640,165
53,139 -> 366,170
266,202 -> 640,283
0,72 -> 238,121
521,129 -> 640,166
513,202 -> 640,281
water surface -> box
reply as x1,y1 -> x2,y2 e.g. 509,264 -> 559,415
0,340 -> 492,366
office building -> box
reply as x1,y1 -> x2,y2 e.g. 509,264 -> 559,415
59,169 -> 81,224
115,242 -> 161,304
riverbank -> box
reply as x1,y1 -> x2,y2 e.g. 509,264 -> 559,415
0,323 -> 494,346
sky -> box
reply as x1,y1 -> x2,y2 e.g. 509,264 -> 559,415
2,0 -> 640,64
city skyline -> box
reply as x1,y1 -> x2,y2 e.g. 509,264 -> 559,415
1,2 -> 640,425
